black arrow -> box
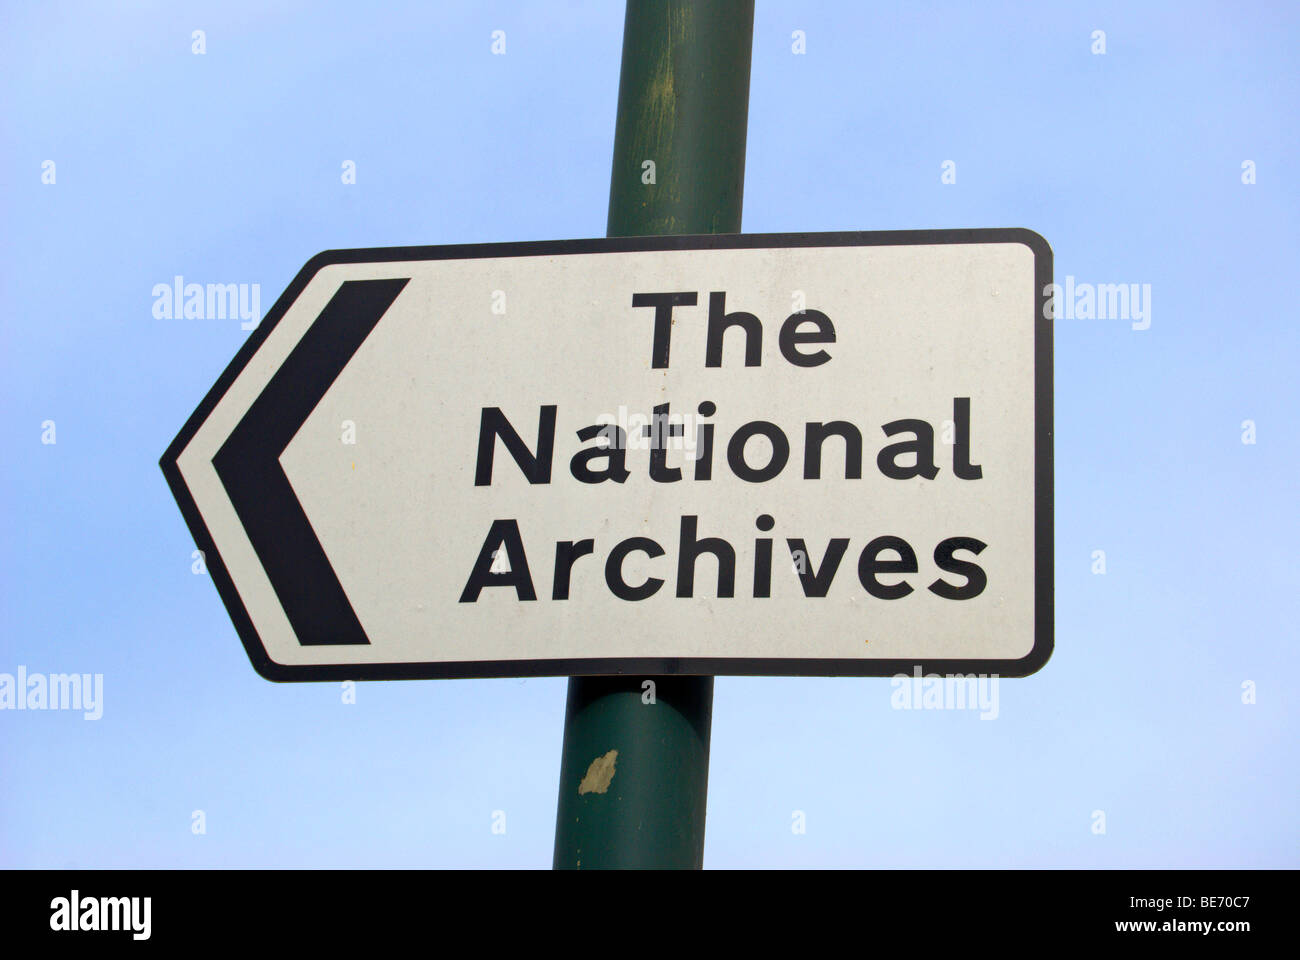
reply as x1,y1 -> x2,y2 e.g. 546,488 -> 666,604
213,278 -> 409,645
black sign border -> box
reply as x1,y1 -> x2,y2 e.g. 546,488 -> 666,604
161,228 -> 1053,681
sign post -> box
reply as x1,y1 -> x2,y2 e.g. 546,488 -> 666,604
159,0 -> 1054,873
551,0 -> 756,871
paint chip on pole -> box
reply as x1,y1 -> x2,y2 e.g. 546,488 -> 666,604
578,750 -> 619,795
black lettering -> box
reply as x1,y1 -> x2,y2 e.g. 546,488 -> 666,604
459,519 -> 537,602
693,401 -> 716,481
727,421 -> 790,483
857,535 -> 917,599
804,421 -> 863,479
952,397 -> 983,480
570,424 -> 630,484
676,515 -> 735,598
928,536 -> 987,599
474,406 -> 556,486
877,419 -> 939,480
605,537 -> 665,601
642,402 -> 683,483
706,291 -> 762,367
778,309 -> 834,367
632,291 -> 697,368
552,539 -> 595,600
785,538 -> 850,597
753,513 -> 775,598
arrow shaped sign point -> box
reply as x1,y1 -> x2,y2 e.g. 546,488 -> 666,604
162,233 -> 1052,682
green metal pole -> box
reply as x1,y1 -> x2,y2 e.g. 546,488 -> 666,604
552,0 -> 754,870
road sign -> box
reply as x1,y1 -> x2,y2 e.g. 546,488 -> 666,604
161,229 -> 1053,681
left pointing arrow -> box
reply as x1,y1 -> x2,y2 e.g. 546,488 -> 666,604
213,277 -> 410,646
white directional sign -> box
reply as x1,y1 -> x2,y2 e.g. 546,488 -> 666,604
162,230 -> 1053,680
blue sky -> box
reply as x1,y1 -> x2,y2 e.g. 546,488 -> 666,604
1,0 -> 1296,867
